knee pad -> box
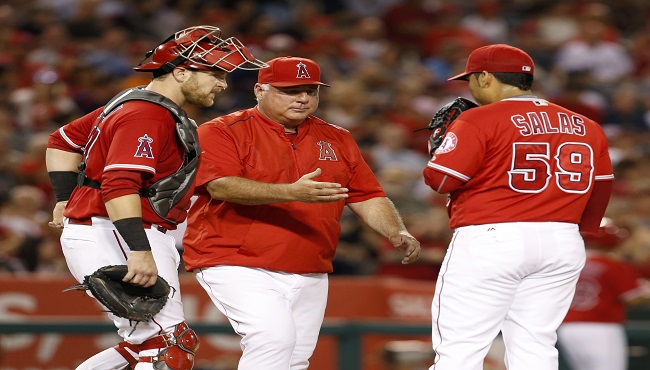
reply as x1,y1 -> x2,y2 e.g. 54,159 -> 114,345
151,345 -> 196,370
141,323 -> 200,370
174,323 -> 200,353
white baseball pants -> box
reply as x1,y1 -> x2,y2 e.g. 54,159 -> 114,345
60,217 -> 185,370
196,265 -> 328,370
430,222 -> 586,370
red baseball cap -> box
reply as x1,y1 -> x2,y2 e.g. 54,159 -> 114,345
258,56 -> 330,87
448,44 -> 535,81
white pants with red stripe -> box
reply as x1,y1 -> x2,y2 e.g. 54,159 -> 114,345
60,217 -> 186,369
429,222 -> 585,370
196,265 -> 328,370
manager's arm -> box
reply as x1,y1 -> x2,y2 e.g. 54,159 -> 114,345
347,197 -> 421,264
205,168 -> 348,205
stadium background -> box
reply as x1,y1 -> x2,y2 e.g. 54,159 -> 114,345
1,0 -> 650,369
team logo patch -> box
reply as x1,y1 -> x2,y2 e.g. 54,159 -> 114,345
134,134 -> 154,158
317,141 -> 338,161
434,132 -> 458,154
296,62 -> 311,79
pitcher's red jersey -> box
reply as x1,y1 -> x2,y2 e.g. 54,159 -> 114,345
424,96 -> 614,228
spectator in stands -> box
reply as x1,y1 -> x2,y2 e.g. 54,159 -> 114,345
382,0 -> 439,54
554,5 -> 633,89
603,82 -> 650,132
0,185 -> 51,273
345,16 -> 391,62
421,3 -> 484,59
9,68 -> 80,132
550,72 -> 606,123
370,123 -> 429,175
332,208 -> 379,276
460,0 -> 509,44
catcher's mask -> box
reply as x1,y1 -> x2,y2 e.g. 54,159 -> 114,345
134,25 -> 267,76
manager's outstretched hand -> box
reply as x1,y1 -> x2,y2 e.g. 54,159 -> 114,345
291,168 -> 349,203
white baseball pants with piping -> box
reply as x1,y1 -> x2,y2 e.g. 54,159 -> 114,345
61,217 -> 185,370
430,222 -> 585,370
196,265 -> 328,370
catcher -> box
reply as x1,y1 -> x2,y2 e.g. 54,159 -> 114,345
46,26 -> 265,370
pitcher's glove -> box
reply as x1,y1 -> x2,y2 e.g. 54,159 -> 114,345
426,97 -> 477,157
64,265 -> 170,322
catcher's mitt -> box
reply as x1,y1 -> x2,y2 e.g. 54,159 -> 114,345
425,97 -> 478,157
64,265 -> 170,322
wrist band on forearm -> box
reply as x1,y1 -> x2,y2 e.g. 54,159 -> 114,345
48,171 -> 78,202
113,217 -> 152,252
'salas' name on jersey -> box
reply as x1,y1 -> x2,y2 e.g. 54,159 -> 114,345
511,112 -> 586,137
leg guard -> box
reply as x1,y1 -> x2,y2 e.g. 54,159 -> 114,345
138,322 -> 199,370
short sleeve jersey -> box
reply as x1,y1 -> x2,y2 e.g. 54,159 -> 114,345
48,101 -> 187,228
182,107 -> 386,273
423,96 -> 614,228
564,253 -> 643,323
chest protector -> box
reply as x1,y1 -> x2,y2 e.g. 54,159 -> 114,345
79,87 -> 200,225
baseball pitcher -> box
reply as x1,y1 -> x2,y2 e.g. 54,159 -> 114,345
422,44 -> 614,370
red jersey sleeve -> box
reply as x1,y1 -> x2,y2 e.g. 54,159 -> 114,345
344,136 -> 386,203
424,115 -> 487,183
195,120 -> 243,186
593,126 -> 615,182
101,170 -> 144,202
48,107 -> 103,152
102,104 -> 176,176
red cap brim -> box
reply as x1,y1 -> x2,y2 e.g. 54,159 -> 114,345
448,71 -> 472,81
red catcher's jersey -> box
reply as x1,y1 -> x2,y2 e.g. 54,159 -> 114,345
182,107 -> 386,273
47,102 -> 189,229
423,97 -> 614,228
564,253 -> 643,323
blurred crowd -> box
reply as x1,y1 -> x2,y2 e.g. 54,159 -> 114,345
1,0 -> 650,281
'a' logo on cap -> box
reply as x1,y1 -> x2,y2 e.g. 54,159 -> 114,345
296,62 -> 311,79
522,66 -> 531,71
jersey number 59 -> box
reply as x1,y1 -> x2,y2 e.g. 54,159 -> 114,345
508,142 -> 593,194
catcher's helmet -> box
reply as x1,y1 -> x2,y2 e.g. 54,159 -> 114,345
134,25 -> 266,75
582,217 -> 630,249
